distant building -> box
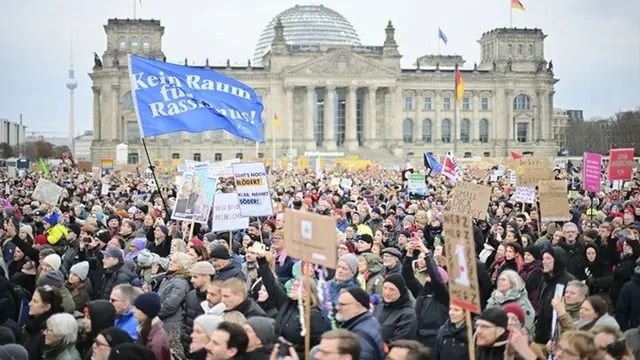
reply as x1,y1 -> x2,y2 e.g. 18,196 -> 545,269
552,108 -> 570,149
25,135 -> 70,148
566,109 -> 584,123
74,130 -> 93,161
0,118 -> 26,148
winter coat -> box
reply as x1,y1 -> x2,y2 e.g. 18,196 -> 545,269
146,237 -> 171,258
115,308 -> 139,341
213,262 -> 247,282
403,250 -> 449,348
181,287 -> 207,354
77,300 -> 116,358
519,260 -> 544,310
328,277 -> 360,305
611,253 -> 637,306
341,311 -> 384,360
616,272 -> 640,331
274,251 -> 295,285
486,287 -> 535,333
559,241 -> 586,280
66,279 -> 92,312
98,262 -> 134,300
46,223 -> 68,245
624,327 -> 640,360
42,342 -> 81,360
373,291 -> 417,343
227,297 -> 267,319
434,320 -> 468,360
22,310 -> 55,360
0,275 -> 17,323
583,255 -> 613,298
475,333 -> 508,360
156,271 -> 190,334
533,247 -> 575,344
362,271 -> 385,295
143,318 -> 171,360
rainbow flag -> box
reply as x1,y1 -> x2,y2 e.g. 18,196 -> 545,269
512,0 -> 525,10
454,64 -> 464,103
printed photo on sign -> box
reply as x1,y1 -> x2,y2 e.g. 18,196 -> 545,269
232,162 -> 273,217
172,163 -> 217,223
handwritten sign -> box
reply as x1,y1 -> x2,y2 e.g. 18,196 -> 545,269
538,180 -> 571,222
232,162 -> 273,217
583,152 -> 602,193
448,182 -> 491,220
514,187 -> 536,204
211,193 -> 250,231
32,179 -> 64,205
443,212 -> 481,313
516,157 -> 554,186
284,210 -> 337,269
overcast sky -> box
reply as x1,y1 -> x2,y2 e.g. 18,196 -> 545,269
1,0 -> 638,137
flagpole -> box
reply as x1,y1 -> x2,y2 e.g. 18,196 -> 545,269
454,95 -> 459,156
510,2 -> 513,27
141,137 -> 170,222
133,0 -> 137,18
271,117 -> 276,170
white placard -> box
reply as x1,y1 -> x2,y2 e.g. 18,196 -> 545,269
340,178 -> 353,189
211,193 -> 250,231
232,162 -> 273,217
509,170 -> 517,185
101,183 -> 110,196
514,187 -> 536,204
330,177 -> 341,187
32,179 -> 64,205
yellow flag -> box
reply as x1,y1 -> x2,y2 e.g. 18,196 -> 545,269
273,113 -> 282,129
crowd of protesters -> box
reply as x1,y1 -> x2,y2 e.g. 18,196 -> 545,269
0,158 -> 638,360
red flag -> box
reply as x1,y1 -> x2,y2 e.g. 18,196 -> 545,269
442,154 -> 458,182
511,151 -> 524,160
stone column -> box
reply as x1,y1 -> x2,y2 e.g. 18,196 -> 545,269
414,91 -> 421,142
434,91 -> 441,144
285,86 -> 294,156
473,91 -> 480,141
392,86 -> 403,141
305,86 -> 316,150
92,86 -> 102,141
323,86 -> 336,150
495,89 -> 504,141
367,87 -> 377,148
111,84 -> 120,141
345,86 -> 358,151
537,90 -> 546,141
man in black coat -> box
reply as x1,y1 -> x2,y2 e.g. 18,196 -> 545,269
210,245 -> 246,282
182,261 -> 215,354
558,222 -> 586,280
616,261 -> 640,331
98,248 -> 134,300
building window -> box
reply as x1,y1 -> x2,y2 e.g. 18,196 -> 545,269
484,152 -> 491,157
441,118 -> 451,143
193,153 -> 201,162
460,118 -> 470,143
121,92 -> 134,110
479,119 -> 489,143
356,89 -> 364,146
171,153 -> 180,160
142,37 -> 151,53
517,122 -> 528,142
528,44 -> 534,55
518,44 -> 523,55
514,94 -> 531,110
127,153 -> 138,164
126,122 -> 140,143
443,97 -> 451,111
481,97 -> 489,111
214,153 -> 222,161
404,96 -> 413,111
462,97 -> 470,110
336,90 -> 345,147
508,44 -> 513,54
464,152 -> 472,158
235,153 -> 243,159
118,36 -> 127,50
402,118 -> 413,143
422,119 -> 432,143
257,153 -> 264,159
423,97 -> 432,110
314,91 -> 324,147
130,36 -> 139,52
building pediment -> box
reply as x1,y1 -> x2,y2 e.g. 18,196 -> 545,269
283,48 -> 397,78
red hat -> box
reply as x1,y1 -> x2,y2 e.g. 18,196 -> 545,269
35,234 -> 48,246
190,237 -> 204,248
503,302 -> 525,326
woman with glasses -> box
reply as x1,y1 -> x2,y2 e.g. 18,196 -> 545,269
89,327 -> 132,360
42,313 -> 80,360
23,285 -> 63,360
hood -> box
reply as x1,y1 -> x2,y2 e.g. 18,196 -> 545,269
86,300 -> 116,337
544,246 -> 569,275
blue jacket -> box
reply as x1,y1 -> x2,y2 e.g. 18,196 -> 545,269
328,277 -> 360,305
115,308 -> 139,341
343,312 -> 384,360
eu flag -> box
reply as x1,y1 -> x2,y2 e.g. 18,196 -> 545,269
128,55 -> 265,142
424,152 -> 443,174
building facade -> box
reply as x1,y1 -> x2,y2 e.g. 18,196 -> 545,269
0,118 -> 26,149
552,108 -> 570,150
74,130 -> 93,161
90,5 -> 559,166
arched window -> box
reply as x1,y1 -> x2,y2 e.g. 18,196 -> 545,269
514,94 -> 531,110
528,44 -> 534,55
460,118 -> 470,143
121,91 -> 134,110
118,36 -> 127,50
402,118 -> 413,143
142,37 -> 151,53
422,118 -> 432,143
508,44 -> 513,54
479,119 -> 489,143
441,118 -> 451,143
518,44 -> 523,55
130,36 -> 139,52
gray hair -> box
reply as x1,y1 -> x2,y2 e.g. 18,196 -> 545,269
46,313 -> 78,344
567,280 -> 589,298
113,284 -> 138,304
497,270 -> 526,292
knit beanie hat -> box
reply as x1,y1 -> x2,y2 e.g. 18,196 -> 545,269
37,270 -> 64,288
477,307 -> 509,329
19,225 -> 33,239
193,314 -> 223,337
133,293 -> 161,319
345,287 -> 370,310
383,273 -> 407,298
70,261 -> 89,281
136,250 -> 154,267
0,344 -> 28,360
0,326 -> 15,345
246,316 -> 276,346
156,225 -> 169,237
42,254 -> 61,271
524,245 -> 541,261
108,343 -> 155,360
99,327 -> 133,348
209,245 -> 230,260
43,212 -> 59,226
503,302 -> 525,326
131,238 -> 147,251
190,261 -> 215,276
338,253 -> 358,277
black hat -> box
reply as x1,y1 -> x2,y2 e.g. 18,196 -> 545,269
524,245 -> 541,260
133,293 -> 161,319
95,229 -> 111,243
67,223 -> 81,238
209,245 -> 230,260
100,327 -> 133,348
477,307 -> 508,329
371,208 -> 382,216
108,343 -> 155,360
358,234 -> 373,244
384,273 -> 407,298
345,287 -> 370,310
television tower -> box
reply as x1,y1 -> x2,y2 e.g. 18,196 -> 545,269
65,34 -> 78,157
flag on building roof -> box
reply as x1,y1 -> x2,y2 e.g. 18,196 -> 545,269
512,0 -> 525,10
511,151 -> 524,160
454,64 -> 464,103
438,28 -> 448,45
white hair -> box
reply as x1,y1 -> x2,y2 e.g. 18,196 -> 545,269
498,270 -> 526,292
46,313 -> 78,344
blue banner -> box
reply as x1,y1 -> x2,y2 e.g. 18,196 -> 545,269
424,152 -> 443,174
128,55 -> 264,142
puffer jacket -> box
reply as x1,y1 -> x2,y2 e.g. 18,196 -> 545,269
486,287 -> 535,333
341,311 -> 384,360
434,320 -> 468,360
99,262 -> 134,300
373,291 -> 417,343
181,287 -> 207,354
156,271 -> 190,334
46,223 -> 68,245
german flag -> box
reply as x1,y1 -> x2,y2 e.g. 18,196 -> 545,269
454,64 -> 464,103
512,0 -> 525,11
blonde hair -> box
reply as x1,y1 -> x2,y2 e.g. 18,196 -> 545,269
221,278 -> 247,297
559,331 -> 599,360
223,311 -> 247,325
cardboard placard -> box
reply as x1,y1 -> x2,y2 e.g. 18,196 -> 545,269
211,193 -> 250,231
516,157 -> 554,186
539,180 -> 571,222
77,161 -> 92,173
514,187 -> 536,204
448,182 -> 491,220
407,173 -> 427,200
284,210 -> 338,269
340,178 -> 353,189
32,178 -> 64,205
232,162 -> 274,217
442,212 -> 481,313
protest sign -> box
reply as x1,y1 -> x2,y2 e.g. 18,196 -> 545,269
232,162 -> 273,217
442,212 -> 481,313
583,152 -> 602,193
211,193 -> 250,231
32,179 -> 64,205
407,173 -> 427,199
608,148 -> 635,181
209,159 -> 241,179
539,180 -> 571,222
448,182 -> 491,220
516,157 -> 554,186
330,177 -> 341,187
514,187 -> 536,204
92,167 -> 102,181
284,210 -> 337,269
509,170 -> 517,185
340,178 -> 353,189
172,163 -> 217,223
77,161 -> 92,172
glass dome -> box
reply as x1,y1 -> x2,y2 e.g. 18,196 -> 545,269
253,4 -> 361,65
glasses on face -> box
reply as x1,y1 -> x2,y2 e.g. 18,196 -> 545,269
474,321 -> 497,330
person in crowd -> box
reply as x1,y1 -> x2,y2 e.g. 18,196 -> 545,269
611,238 -> 640,307
373,273 -> 417,343
182,260 -> 215,353
310,329 -> 361,360
0,344 -> 28,360
554,295 -> 619,333
110,284 -> 140,340
156,251 -> 191,358
387,340 -> 431,360
37,270 -> 75,313
66,260 -> 91,311
434,304 -> 468,360
189,314 -> 223,360
89,327 -> 133,360
593,326 -> 635,360
210,245 -> 246,281
559,222 -> 587,280
132,292 -> 170,360
99,248 -> 134,300
357,253 -> 384,295
335,287 -> 384,360
553,330 -> 599,360
562,280 -> 590,321
583,242 -> 613,303
24,286 -> 63,360
202,280 -> 226,316
78,299 -> 117,358
616,259 -> 640,331
355,234 -> 374,254
486,270 -> 535,333
380,247 -> 402,276
220,277 -> 266,318
496,242 -> 524,275
520,245 -> 544,310
204,321 -> 249,360
107,343 -> 156,360
243,316 -> 276,360
328,253 -> 360,304
474,307 -> 510,360
147,225 -> 171,258
42,313 -> 80,360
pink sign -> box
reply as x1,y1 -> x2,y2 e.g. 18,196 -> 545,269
609,148 -> 635,181
583,152 -> 602,193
